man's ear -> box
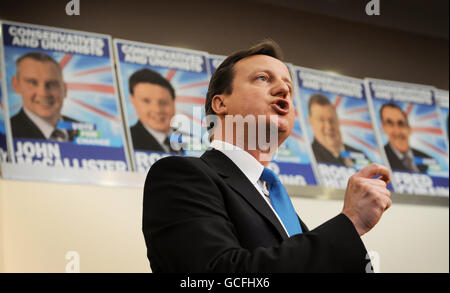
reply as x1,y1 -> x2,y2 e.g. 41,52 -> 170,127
12,76 -> 20,94
380,121 -> 388,134
130,94 -> 137,107
211,94 -> 228,115
407,124 -> 412,136
63,82 -> 68,99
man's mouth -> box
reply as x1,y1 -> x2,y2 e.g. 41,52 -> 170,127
271,98 -> 290,115
35,100 -> 54,106
393,135 -> 407,141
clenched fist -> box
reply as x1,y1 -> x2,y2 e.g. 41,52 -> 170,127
342,163 -> 392,236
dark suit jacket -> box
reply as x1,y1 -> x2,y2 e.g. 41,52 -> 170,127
142,149 -> 370,273
130,121 -> 182,154
10,108 -> 78,141
384,143 -> 431,173
312,139 -> 369,166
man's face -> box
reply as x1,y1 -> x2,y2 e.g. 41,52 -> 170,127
381,106 -> 411,153
222,54 -> 295,145
131,82 -> 175,133
12,58 -> 66,125
309,103 -> 342,153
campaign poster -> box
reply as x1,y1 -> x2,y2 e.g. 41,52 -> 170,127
0,59 -> 7,162
114,39 -> 210,172
0,21 -> 130,172
208,54 -> 225,74
296,67 -> 386,189
365,78 -> 449,196
434,89 -> 449,144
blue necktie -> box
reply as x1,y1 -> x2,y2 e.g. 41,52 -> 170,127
260,167 -> 302,237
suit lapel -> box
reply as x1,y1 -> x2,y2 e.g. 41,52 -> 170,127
18,109 -> 46,139
201,149 -> 290,241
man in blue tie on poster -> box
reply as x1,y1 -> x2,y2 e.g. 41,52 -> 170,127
142,40 -> 392,273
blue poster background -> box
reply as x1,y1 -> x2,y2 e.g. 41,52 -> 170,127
1,21 -> 129,170
0,63 -> 7,161
114,39 -> 210,172
367,79 -> 448,196
296,67 -> 385,189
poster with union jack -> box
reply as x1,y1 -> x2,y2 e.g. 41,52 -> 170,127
295,66 -> 387,190
365,78 -> 449,196
0,57 -> 7,162
0,21 -> 131,172
114,39 -> 210,172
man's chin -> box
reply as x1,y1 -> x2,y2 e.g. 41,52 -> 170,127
145,122 -> 170,132
394,144 -> 410,153
277,129 -> 292,144
35,111 -> 58,121
276,117 -> 292,133
152,127 -> 170,133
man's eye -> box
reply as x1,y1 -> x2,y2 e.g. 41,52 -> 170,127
47,81 -> 60,90
26,79 -> 37,86
256,75 -> 268,82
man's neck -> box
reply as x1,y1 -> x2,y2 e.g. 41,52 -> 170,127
245,149 -> 273,167
316,138 -> 343,157
23,108 -> 65,139
389,142 -> 411,159
23,108 -> 59,128
211,116 -> 282,165
142,123 -> 171,145
42,115 -> 61,128
212,134 -> 277,167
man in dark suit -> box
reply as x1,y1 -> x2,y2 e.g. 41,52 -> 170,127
142,40 -> 392,272
380,102 -> 431,173
308,93 -> 369,167
11,52 -> 78,142
10,108 -> 78,141
129,68 -> 182,154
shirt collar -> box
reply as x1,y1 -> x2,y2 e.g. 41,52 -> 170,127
210,139 -> 264,184
142,123 -> 170,146
23,108 -> 65,139
389,142 -> 414,160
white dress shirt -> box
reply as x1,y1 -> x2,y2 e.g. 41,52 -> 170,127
210,140 -> 290,237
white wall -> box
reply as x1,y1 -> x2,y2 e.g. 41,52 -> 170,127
0,177 -> 448,273
0,178 -> 150,273
293,197 -> 449,273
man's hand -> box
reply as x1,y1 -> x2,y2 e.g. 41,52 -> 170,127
342,163 -> 392,236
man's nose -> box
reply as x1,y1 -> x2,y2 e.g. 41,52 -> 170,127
392,123 -> 403,132
324,119 -> 333,130
271,78 -> 290,99
37,83 -> 49,96
156,104 -> 167,113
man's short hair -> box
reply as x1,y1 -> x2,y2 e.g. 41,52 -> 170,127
205,39 -> 284,117
128,68 -> 176,99
379,102 -> 409,126
15,52 -> 61,75
308,93 -> 333,115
